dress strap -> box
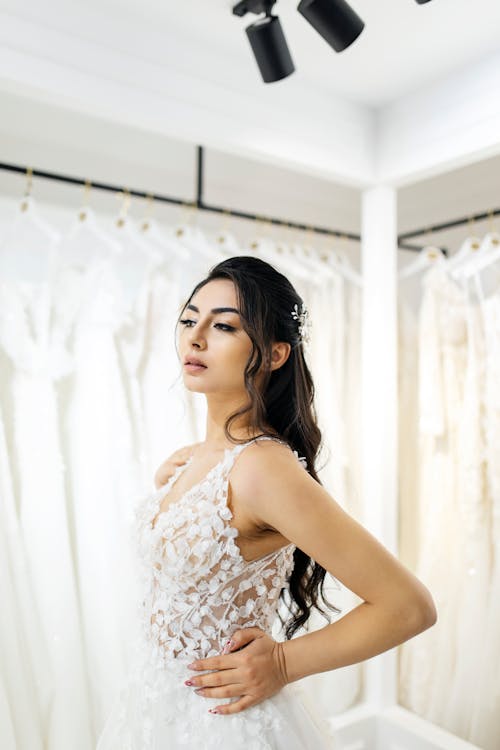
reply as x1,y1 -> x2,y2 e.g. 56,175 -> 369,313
228,435 -> 308,469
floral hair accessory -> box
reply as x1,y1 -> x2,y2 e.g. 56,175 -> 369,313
291,302 -> 312,347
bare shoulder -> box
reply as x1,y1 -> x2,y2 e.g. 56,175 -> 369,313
230,438 -> 307,498
153,441 -> 201,489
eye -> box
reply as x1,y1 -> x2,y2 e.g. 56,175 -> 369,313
179,319 -> 235,332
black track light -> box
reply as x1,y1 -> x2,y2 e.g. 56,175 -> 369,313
415,1 -> 433,4
233,1 -> 295,83
297,0 -> 364,53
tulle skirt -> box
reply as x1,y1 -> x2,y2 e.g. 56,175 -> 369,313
96,650 -> 337,750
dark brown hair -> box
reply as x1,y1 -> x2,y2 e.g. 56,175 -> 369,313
176,255 -> 341,638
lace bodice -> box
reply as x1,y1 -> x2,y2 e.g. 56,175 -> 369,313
133,436 -> 307,668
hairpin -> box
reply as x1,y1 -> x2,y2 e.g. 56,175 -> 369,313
291,302 -> 312,346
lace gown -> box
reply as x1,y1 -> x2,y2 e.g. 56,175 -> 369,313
96,436 -> 337,749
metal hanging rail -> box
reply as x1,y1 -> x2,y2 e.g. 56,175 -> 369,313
3,147 -> 493,253
0,145 -> 362,244
398,207 -> 500,244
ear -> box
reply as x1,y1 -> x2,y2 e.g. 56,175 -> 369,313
270,341 -> 291,371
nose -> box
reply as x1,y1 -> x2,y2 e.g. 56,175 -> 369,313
188,325 -> 205,349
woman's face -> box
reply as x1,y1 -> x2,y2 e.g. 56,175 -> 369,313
178,278 -> 255,395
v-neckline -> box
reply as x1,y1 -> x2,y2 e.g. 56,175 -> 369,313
150,435 -> 290,531
151,443 -> 242,531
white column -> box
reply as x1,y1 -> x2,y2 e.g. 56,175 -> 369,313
360,186 -> 398,709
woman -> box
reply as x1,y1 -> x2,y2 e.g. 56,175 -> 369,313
96,255 -> 436,749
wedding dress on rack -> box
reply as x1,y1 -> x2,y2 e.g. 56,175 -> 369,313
0,196 -> 93,750
466,264 -> 500,749
0,398 -> 48,750
433,276 -> 491,731
50,203 -> 147,737
398,244 -> 500,747
399,264 -> 469,719
397,246 -> 447,573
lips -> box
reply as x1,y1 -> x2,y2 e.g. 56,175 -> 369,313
184,357 -> 207,368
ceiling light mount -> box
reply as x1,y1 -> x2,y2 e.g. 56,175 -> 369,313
232,0 -> 277,18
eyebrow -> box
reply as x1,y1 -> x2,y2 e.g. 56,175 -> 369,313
185,304 -> 241,315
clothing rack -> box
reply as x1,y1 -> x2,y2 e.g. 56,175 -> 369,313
0,146 -> 362,245
2,149 -> 497,254
398,207 -> 500,250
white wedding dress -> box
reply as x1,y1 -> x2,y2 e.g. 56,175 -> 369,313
96,435 -> 337,749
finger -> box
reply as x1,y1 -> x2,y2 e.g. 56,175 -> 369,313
210,696 -> 255,715
230,627 -> 264,651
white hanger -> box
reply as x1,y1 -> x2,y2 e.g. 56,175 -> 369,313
0,193 -> 60,284
398,244 -> 447,281
247,235 -> 312,282
61,204 -> 122,268
175,222 -> 226,261
315,244 -> 363,287
212,228 -> 242,257
452,232 -> 500,279
445,235 -> 482,272
139,217 -> 191,262
290,238 -> 332,278
450,231 -> 500,280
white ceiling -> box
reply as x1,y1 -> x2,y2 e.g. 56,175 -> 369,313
0,0 -> 499,258
89,0 -> 500,106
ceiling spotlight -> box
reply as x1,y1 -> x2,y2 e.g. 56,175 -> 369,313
414,0 -> 433,4
233,1 -> 295,83
297,0 -> 365,53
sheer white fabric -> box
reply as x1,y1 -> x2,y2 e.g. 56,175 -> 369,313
96,435 -> 337,749
398,261 -> 500,747
0,272 -> 93,748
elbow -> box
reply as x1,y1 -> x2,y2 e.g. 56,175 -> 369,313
406,588 -> 438,634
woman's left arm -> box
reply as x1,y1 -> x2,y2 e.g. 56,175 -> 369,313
233,443 -> 437,684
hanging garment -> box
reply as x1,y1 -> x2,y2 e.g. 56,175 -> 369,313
397,297 -> 420,572
57,256 -> 143,739
468,286 -> 500,749
439,289 -> 491,736
141,260 -> 193,479
0,273 -> 93,750
113,254 -> 161,489
399,266 -> 469,719
95,435 -> 337,750
0,399 -> 48,750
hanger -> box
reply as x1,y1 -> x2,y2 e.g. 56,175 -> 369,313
245,218 -> 312,282
313,233 -> 362,288
398,244 -> 447,281
450,213 -> 500,279
211,209 -> 243,257
61,180 -> 122,268
173,203 -> 225,262
289,225 -> 336,279
452,232 -> 500,280
0,168 -> 60,284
